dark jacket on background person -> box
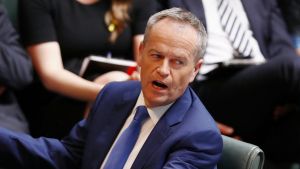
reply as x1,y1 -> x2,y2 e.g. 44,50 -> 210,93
0,4 -> 32,133
277,0 -> 300,35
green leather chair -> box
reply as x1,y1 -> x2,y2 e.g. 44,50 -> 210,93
218,135 -> 265,169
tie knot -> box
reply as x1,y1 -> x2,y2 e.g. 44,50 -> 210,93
134,106 -> 149,123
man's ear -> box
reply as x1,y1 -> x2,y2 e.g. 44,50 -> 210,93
137,42 -> 144,66
189,59 -> 203,82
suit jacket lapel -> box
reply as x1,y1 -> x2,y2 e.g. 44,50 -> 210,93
88,82 -> 141,169
184,0 -> 207,29
239,0 -> 264,53
169,0 -> 207,28
131,88 -> 193,169
241,0 -> 254,31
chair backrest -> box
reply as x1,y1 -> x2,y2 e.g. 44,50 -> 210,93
1,0 -> 18,28
218,135 -> 265,169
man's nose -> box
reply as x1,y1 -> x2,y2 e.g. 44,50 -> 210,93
157,59 -> 170,76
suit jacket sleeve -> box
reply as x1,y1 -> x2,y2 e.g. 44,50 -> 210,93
0,115 -> 93,169
0,124 -> 84,169
0,5 -> 32,90
0,93 -> 98,169
0,82 -> 115,169
162,130 -> 222,169
160,89 -> 222,169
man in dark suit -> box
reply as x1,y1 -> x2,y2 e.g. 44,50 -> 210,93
0,4 -> 32,133
0,8 -> 222,169
164,0 -> 300,163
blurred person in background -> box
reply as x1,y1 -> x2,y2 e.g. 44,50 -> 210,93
0,4 -> 32,133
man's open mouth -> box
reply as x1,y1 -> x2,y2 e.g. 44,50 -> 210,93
152,80 -> 168,89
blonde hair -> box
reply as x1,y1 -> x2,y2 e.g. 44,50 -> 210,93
105,0 -> 132,43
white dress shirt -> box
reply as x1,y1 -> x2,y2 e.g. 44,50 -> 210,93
200,0 -> 265,74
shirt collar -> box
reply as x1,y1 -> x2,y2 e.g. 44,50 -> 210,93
134,92 -> 173,125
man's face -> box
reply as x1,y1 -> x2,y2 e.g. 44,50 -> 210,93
138,18 -> 203,108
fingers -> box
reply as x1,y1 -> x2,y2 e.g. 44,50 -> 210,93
0,86 -> 6,96
216,122 -> 241,140
217,122 -> 234,135
129,71 -> 140,81
93,71 -> 130,84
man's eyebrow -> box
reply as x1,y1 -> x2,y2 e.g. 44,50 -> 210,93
148,49 -> 161,53
172,53 -> 189,59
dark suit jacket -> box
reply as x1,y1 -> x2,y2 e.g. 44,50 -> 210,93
167,0 -> 298,60
0,4 -> 32,133
0,81 -> 222,169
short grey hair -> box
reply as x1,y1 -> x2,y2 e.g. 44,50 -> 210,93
143,7 -> 207,60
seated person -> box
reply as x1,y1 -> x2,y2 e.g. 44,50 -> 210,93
17,0 -> 160,138
0,8 -> 222,169
0,4 -> 32,133
165,0 -> 300,163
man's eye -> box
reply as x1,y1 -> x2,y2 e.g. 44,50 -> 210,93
174,59 -> 184,65
173,59 -> 184,66
151,54 -> 161,59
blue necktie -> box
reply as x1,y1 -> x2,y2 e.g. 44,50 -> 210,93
103,106 -> 149,169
